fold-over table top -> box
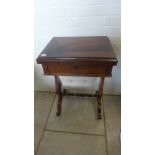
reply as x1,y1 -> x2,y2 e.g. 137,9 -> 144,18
37,36 -> 117,62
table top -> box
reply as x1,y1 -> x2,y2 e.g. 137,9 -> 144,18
36,36 -> 117,62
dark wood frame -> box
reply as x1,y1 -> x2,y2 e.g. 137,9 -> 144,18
36,36 -> 118,120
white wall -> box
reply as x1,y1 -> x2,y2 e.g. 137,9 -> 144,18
34,0 -> 121,95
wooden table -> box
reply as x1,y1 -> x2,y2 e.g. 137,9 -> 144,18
36,36 -> 117,119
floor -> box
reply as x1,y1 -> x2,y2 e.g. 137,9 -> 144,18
34,91 -> 121,155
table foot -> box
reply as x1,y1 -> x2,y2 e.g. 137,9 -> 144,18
56,100 -> 62,116
98,114 -> 102,119
56,111 -> 61,116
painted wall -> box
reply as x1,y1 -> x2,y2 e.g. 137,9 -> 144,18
34,0 -> 121,94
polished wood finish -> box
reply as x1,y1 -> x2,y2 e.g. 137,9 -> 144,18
37,36 -> 116,59
42,61 -> 114,77
36,36 -> 117,119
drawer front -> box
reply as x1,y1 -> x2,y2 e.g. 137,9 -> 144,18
43,61 -> 113,77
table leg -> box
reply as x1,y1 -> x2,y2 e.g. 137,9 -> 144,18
97,77 -> 104,119
54,76 -> 62,116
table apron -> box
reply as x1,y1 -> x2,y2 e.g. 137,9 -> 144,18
42,61 -> 114,77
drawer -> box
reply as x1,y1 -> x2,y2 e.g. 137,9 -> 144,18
42,61 -> 113,77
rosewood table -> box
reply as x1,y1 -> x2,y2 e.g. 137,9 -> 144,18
36,36 -> 117,119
